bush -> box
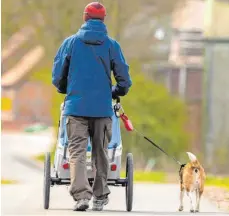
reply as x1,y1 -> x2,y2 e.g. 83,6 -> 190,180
119,61 -> 190,169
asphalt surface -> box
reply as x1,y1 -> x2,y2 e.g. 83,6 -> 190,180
1,132 -> 228,216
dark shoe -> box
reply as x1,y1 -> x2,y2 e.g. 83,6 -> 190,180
73,199 -> 89,211
92,195 -> 109,211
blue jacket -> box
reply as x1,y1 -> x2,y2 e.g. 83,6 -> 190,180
52,20 -> 132,117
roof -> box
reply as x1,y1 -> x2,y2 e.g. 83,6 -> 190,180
2,26 -> 45,88
2,46 -> 45,88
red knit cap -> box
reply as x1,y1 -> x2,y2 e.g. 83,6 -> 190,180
83,2 -> 106,22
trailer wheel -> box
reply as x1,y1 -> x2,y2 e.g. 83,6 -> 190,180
44,152 -> 51,209
125,153 -> 133,212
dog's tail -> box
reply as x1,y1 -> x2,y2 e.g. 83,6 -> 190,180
186,152 -> 197,162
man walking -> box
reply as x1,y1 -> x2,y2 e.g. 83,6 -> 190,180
52,1 -> 132,211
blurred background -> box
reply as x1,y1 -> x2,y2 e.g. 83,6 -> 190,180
2,0 -> 229,176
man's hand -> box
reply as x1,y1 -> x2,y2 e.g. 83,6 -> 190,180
112,90 -> 119,100
112,86 -> 119,100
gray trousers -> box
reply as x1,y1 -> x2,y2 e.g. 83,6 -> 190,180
66,116 -> 112,201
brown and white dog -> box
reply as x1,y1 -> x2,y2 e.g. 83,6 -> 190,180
178,152 -> 206,213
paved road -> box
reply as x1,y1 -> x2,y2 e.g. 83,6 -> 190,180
1,132 -> 227,216
1,131 -> 53,182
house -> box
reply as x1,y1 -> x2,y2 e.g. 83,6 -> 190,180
1,27 -> 53,130
167,0 -> 205,152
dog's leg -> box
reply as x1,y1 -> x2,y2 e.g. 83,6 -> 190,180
178,189 -> 184,211
195,190 -> 202,212
187,191 -> 195,213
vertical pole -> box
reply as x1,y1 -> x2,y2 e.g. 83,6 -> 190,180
179,65 -> 187,98
205,43 -> 214,171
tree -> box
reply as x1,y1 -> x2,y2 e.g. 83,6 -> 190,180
2,0 -> 185,57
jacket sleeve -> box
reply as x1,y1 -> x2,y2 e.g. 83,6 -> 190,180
52,37 -> 73,94
111,41 -> 132,96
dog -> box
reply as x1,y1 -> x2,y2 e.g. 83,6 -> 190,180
178,152 -> 206,213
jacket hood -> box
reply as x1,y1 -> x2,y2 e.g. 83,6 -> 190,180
77,20 -> 108,45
